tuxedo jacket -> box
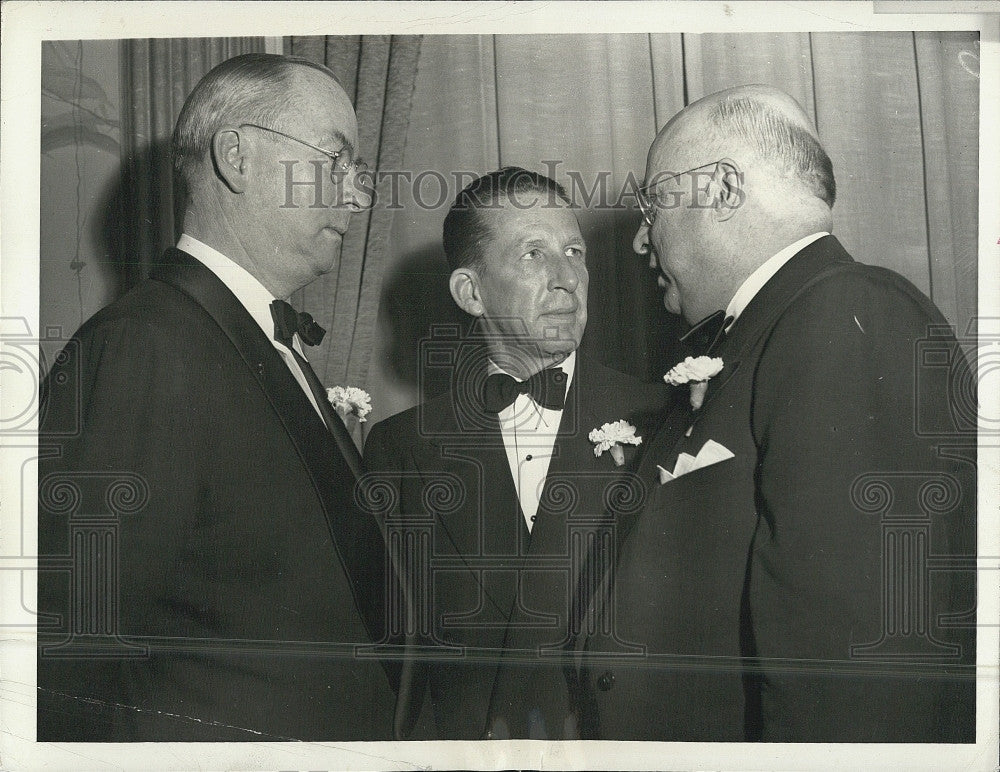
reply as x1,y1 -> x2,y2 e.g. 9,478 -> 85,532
578,235 -> 976,742
37,248 -> 397,741
364,353 -> 669,739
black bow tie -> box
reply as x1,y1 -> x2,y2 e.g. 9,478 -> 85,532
680,309 -> 733,356
270,299 -> 326,348
483,368 -> 568,413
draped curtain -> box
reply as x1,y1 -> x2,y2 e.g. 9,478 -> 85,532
118,37 -> 266,286
365,32 -> 979,425
113,35 -> 422,408
286,36 -> 422,393
48,33 -> 977,431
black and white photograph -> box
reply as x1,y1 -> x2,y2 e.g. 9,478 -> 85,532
1,2 -> 997,770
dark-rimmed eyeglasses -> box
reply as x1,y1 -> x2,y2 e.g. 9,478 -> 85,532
635,161 -> 721,227
239,123 -> 369,184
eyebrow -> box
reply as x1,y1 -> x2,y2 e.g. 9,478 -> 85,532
319,130 -> 353,156
519,237 -> 585,248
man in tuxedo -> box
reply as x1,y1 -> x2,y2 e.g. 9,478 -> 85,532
364,168 -> 669,739
37,53 -> 399,741
577,85 -> 976,742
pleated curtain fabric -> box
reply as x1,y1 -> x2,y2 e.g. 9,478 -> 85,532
119,37 -> 266,286
365,31 -> 979,424
677,30 -> 978,338
912,32 -> 980,336
104,33 -> 979,427
286,35 -> 423,398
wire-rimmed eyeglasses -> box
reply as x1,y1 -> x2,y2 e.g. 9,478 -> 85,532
239,123 -> 369,184
635,161 -> 721,227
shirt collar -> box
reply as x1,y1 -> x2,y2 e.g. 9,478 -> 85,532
487,350 -> 577,397
724,232 -> 829,324
177,233 -> 297,353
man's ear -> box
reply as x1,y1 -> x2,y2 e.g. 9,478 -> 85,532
211,127 -> 248,194
708,157 -> 744,221
449,267 -> 485,317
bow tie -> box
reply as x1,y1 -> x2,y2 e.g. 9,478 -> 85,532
270,299 -> 326,348
482,368 -> 568,413
679,309 -> 733,356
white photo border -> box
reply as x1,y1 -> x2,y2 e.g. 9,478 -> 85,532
2,2 -> 997,770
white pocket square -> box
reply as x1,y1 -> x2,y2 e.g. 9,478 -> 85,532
657,439 -> 735,483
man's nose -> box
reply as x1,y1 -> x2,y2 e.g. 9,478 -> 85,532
633,223 -> 655,269
341,169 -> 373,213
548,253 -> 581,293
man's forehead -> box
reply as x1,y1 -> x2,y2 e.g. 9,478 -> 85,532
290,63 -> 349,100
488,202 -> 581,235
288,66 -> 358,145
646,130 -> 684,178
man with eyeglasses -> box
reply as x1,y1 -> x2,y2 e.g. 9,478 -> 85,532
577,84 -> 975,742
37,53 -> 398,741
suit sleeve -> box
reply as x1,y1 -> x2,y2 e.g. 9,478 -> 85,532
38,316 -> 209,739
363,418 -> 407,521
363,416 -> 438,740
746,270 -> 975,742
40,315 -> 210,611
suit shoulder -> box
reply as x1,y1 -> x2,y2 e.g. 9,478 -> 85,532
367,401 -> 421,441
578,354 -> 669,410
793,258 -> 948,333
364,390 -> 459,469
70,278 -> 204,348
365,391 -> 453,452
755,257 -> 955,406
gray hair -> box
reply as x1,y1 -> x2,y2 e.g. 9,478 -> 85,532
171,53 -> 339,192
710,96 -> 836,207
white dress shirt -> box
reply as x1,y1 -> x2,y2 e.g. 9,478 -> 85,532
490,351 -> 576,532
724,232 -> 830,325
176,234 -> 326,423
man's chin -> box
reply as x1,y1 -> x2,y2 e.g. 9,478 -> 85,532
541,340 -> 580,363
538,315 -> 584,341
322,226 -> 346,246
314,237 -> 344,274
311,257 -> 339,278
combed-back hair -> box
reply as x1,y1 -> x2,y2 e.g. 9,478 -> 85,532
710,95 -> 836,207
442,166 -> 572,272
171,53 -> 339,193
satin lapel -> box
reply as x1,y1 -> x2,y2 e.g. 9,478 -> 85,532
552,360 -> 603,483
485,376 -> 593,738
533,361 -> 617,654
426,395 -> 525,623
655,236 -> 854,457
531,363 -> 602,550
149,249 -> 388,642
634,396 -> 691,485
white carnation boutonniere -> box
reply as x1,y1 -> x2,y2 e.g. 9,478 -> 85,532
326,385 -> 373,423
664,356 -> 724,410
589,419 -> 642,467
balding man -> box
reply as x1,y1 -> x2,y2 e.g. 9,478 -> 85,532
577,86 -> 975,742
37,54 -> 397,740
